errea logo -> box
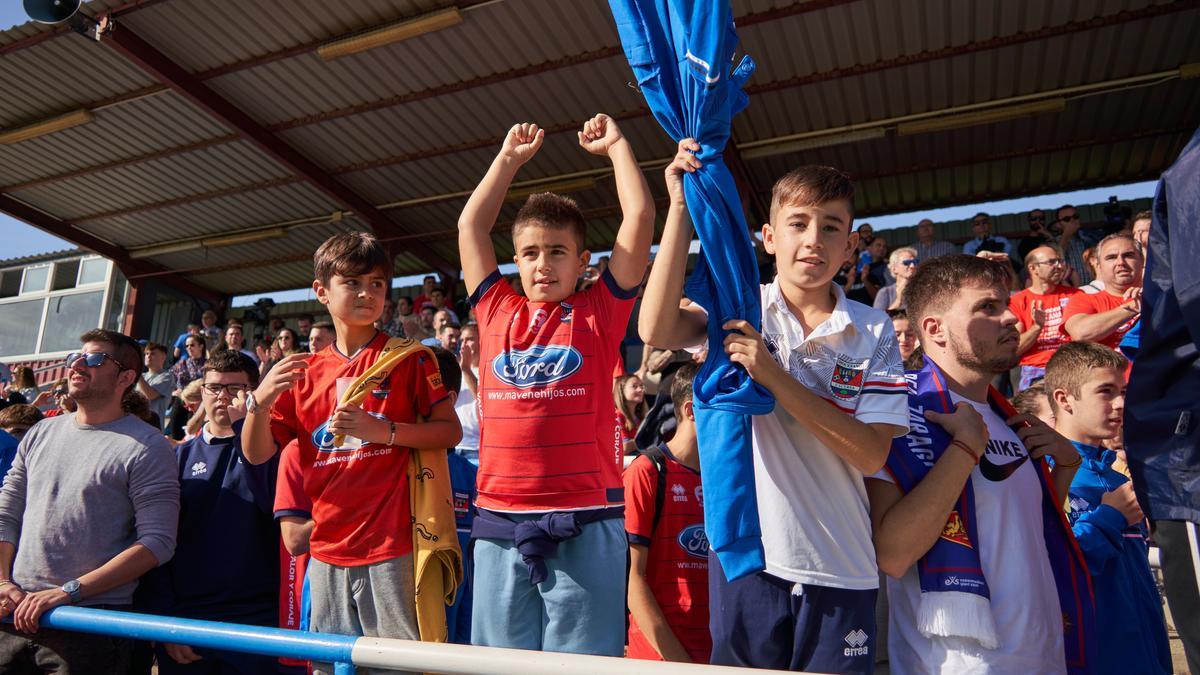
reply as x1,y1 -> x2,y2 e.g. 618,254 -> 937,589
671,483 -> 688,502
190,461 -> 207,477
843,628 -> 869,657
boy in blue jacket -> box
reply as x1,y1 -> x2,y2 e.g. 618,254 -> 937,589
1044,341 -> 1171,675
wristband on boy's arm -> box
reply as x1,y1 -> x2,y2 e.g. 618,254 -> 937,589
387,421 -> 396,447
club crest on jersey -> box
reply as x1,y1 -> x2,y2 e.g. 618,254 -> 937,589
677,524 -> 709,559
830,354 -> 867,400
492,345 -> 583,388
939,510 -> 972,548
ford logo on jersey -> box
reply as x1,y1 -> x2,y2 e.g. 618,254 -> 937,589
677,524 -> 709,559
311,421 -> 338,453
492,345 -> 583,388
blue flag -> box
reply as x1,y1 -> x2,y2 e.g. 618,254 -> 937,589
608,0 -> 774,580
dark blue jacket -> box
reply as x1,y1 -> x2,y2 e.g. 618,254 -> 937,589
138,424 -> 279,624
1125,124 -> 1200,524
446,450 -> 477,645
0,430 -> 17,483
1067,442 -> 1171,675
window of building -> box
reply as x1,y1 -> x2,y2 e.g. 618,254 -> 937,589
40,291 -> 105,354
20,266 -> 50,295
78,257 -> 108,286
0,299 -> 45,357
51,260 -> 80,291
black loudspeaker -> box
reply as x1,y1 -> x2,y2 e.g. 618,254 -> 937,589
23,0 -> 82,24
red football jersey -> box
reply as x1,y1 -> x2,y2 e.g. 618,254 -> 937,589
623,453 -> 711,663
1063,291 -> 1139,350
472,269 -> 635,512
1009,286 -> 1082,366
270,333 -> 449,565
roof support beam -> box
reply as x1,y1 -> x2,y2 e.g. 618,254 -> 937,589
0,192 -> 225,305
100,25 -> 459,279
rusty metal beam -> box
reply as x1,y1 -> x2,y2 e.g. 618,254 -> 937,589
0,192 -> 225,304
99,23 -> 459,278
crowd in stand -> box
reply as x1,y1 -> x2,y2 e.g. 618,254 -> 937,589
0,113 -> 1192,675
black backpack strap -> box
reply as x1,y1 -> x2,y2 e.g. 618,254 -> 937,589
646,445 -> 669,539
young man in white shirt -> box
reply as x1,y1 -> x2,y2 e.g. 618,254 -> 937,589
640,141 -> 908,673
866,254 -> 1095,674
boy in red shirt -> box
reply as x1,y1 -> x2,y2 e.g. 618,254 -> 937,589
241,232 -> 461,675
1009,244 -> 1082,389
624,362 -> 710,663
1064,234 -> 1143,350
457,114 -> 654,655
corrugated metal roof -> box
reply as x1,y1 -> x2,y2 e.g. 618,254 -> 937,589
0,0 -> 1194,295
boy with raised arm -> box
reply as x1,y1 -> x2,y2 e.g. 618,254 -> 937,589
457,114 -> 654,655
639,140 -> 907,673
240,232 -> 460,675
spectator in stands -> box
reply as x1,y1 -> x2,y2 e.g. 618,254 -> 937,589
268,318 -> 286,338
862,236 -> 890,300
835,258 -> 871,304
434,323 -> 461,354
856,223 -> 875,252
889,310 -> 920,370
171,336 -> 207,394
296,315 -> 314,352
376,296 -> 399,337
42,380 -> 73,418
144,350 -> 286,674
309,321 -> 335,354
175,380 -> 206,443
459,115 -> 650,656
866,255 -> 1091,675
9,368 -> 39,408
396,296 -> 413,320
454,324 -> 480,465
1064,233 -> 1143,351
1056,204 -> 1093,286
1079,246 -> 1104,293
122,391 -> 160,430
0,405 -> 40,481
259,328 -> 303,380
430,287 -> 454,313
615,373 -> 648,456
962,211 -> 1015,259
137,343 -> 174,433
1045,343 -> 1172,674
0,329 -> 178,672
1011,381 -> 1054,427
873,246 -> 918,311
912,218 -> 957,261
173,323 -> 200,362
1009,245 -> 1082,390
412,275 -> 438,310
1131,210 -> 1152,252
221,322 -> 259,364
643,152 -> 907,672
199,310 -> 222,354
1018,208 -> 1053,263
242,232 -> 460,671
624,362 -> 710,663
422,311 -> 456,348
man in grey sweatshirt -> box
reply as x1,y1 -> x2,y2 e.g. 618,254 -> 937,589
0,329 -> 179,674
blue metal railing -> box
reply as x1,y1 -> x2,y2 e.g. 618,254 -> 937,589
35,606 -> 357,674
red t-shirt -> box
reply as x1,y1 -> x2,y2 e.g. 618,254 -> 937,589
472,269 -> 636,512
1063,291 -> 1139,350
269,333 -> 449,565
1009,285 -> 1082,366
623,453 -> 711,663
273,439 -> 310,656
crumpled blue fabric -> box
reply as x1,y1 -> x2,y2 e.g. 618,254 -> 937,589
471,508 -> 623,585
608,0 -> 774,580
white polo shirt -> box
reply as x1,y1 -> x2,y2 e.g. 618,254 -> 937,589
751,278 -> 908,589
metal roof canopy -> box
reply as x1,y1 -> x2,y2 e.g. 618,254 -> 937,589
0,0 -> 1196,298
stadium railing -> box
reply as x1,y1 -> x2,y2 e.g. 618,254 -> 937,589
29,605 -> 798,673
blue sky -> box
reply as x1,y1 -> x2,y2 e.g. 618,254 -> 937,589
0,4 -> 1162,302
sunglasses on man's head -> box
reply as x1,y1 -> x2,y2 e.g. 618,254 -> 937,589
65,351 -> 122,370
900,259 -> 921,267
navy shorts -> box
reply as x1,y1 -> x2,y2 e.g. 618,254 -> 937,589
708,552 -> 877,674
